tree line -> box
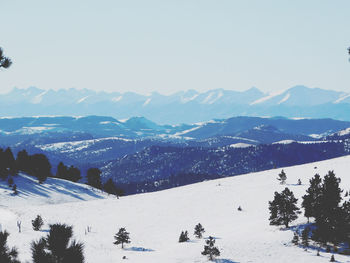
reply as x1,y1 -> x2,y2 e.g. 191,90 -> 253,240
0,147 -> 123,197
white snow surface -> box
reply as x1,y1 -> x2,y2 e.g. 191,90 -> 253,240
273,140 -> 296,144
338,127 -> 350,136
38,137 -> 133,153
1,156 -> 350,262
228,143 -> 253,148
334,94 -> 350,104
250,90 -> 285,105
278,93 -> 290,104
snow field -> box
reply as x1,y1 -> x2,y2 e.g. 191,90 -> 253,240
1,156 -> 350,262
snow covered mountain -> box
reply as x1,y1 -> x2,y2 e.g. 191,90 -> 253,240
2,156 -> 350,262
1,86 -> 350,123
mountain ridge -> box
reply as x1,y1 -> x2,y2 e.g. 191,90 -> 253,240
1,86 -> 350,123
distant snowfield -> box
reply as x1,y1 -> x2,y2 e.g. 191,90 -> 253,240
1,156 -> 350,262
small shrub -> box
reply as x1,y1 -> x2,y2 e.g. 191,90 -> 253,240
32,215 -> 44,231
179,231 -> 189,242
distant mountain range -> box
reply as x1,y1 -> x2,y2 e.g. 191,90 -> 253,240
1,86 -> 350,123
0,115 -> 349,169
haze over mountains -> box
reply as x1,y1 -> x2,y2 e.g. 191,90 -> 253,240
1,85 -> 350,123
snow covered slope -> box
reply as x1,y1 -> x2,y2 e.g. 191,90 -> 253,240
0,173 -> 107,207
1,156 -> 350,262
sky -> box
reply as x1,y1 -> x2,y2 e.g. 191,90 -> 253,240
0,0 -> 349,95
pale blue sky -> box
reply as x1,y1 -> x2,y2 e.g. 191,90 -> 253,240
0,0 -> 349,95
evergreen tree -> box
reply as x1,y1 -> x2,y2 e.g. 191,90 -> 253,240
113,228 -> 130,249
277,169 -> 287,184
341,200 -> 350,247
103,179 -> 117,195
201,236 -> 220,261
194,223 -> 205,238
292,231 -> 299,245
3,148 -> 16,176
32,215 -> 44,231
301,227 -> 310,250
56,162 -> 68,179
29,154 -> 51,183
302,174 -> 322,223
0,148 -> 8,179
0,47 -> 12,69
178,231 -> 189,242
268,187 -> 300,228
0,231 -> 20,263
67,166 -> 81,182
86,168 -> 102,189
16,150 -> 30,173
31,223 -> 84,263
313,171 -> 343,244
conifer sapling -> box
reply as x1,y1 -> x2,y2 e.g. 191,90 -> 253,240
32,215 -> 44,231
201,236 -> 220,261
114,228 -> 130,249
179,231 -> 189,242
277,169 -> 287,184
194,223 -> 205,238
292,231 -> 299,245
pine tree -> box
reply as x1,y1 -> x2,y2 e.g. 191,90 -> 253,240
56,162 -> 68,179
201,236 -> 220,261
302,174 -> 322,223
113,228 -> 130,249
0,48 -> 12,69
341,199 -> 350,247
67,166 -> 81,182
194,223 -> 205,238
277,169 -> 287,184
292,231 -> 299,245
16,149 -> 30,173
103,179 -> 117,195
268,187 -> 300,228
0,231 -> 20,263
87,168 -> 102,189
31,223 -> 84,263
3,148 -> 16,176
301,227 -> 310,250
179,231 -> 189,242
29,154 -> 52,183
313,171 -> 343,244
32,215 -> 44,231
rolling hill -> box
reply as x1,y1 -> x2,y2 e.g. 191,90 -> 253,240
1,156 -> 350,262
